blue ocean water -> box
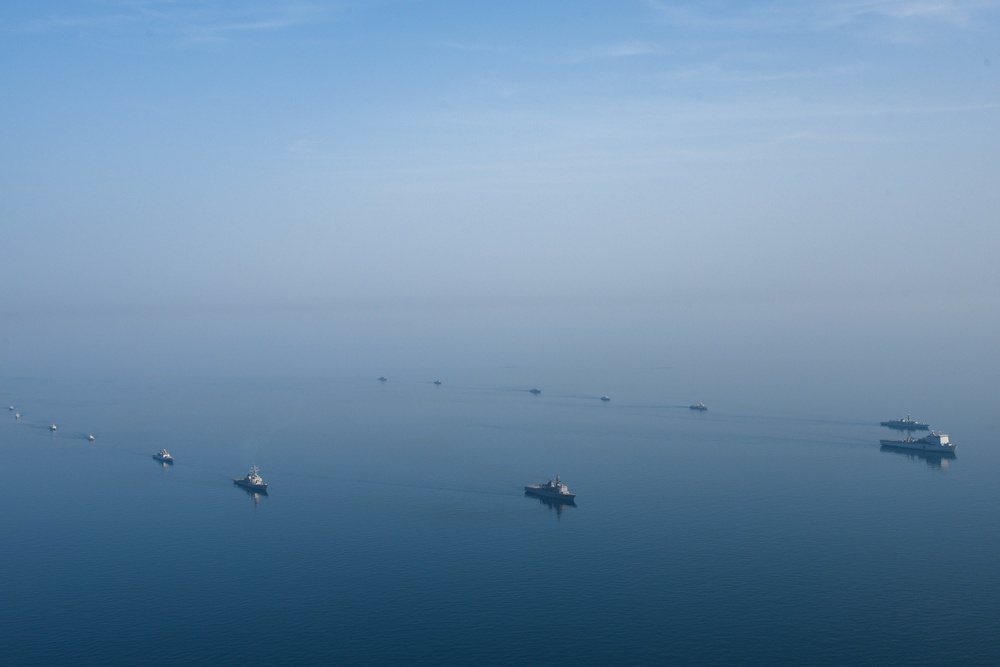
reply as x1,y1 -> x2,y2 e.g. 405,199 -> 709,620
2,366 -> 999,665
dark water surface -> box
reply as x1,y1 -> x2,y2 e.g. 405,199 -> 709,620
2,370 -> 999,665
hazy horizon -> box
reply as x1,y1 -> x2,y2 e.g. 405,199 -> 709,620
2,0 -> 998,433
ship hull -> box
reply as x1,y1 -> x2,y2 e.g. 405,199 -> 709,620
879,439 -> 956,453
153,455 -> 174,464
524,486 -> 575,502
234,479 -> 268,494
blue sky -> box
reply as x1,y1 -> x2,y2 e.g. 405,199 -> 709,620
2,0 -> 998,326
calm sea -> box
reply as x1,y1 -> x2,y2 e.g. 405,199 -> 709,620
2,363 -> 999,665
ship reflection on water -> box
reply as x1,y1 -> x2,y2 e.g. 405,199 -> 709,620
525,491 -> 576,519
880,445 -> 956,470
238,487 -> 266,507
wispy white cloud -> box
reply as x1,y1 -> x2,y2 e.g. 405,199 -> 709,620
641,0 -> 808,32
642,0 -> 1000,34
556,40 -> 665,64
12,0 -> 335,44
657,62 -> 858,86
179,13 -> 315,44
600,40 -> 664,58
436,40 -> 506,53
816,0 -> 1000,44
825,0 -> 1000,27
15,10 -> 138,33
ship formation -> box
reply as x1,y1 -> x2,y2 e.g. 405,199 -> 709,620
10,383 -> 970,504
879,414 -> 956,455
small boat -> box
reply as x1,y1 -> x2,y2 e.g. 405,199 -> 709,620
880,432 -> 956,453
7,405 -> 13,411
49,423 -> 57,431
153,449 -> 174,464
600,395 -> 611,402
378,376 -> 388,382
525,475 -> 576,502
14,412 -> 19,420
87,434 -> 95,442
529,387 -> 541,394
234,465 -> 268,493
880,415 -> 930,431
690,402 -> 708,411
433,380 -> 442,385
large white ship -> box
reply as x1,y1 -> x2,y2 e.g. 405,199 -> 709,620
880,432 -> 955,453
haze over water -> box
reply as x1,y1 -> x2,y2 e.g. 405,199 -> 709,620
3,306 -> 1000,665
